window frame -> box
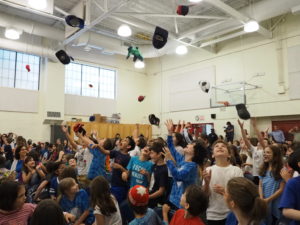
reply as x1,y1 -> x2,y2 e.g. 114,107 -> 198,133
0,48 -> 41,91
65,62 -> 116,100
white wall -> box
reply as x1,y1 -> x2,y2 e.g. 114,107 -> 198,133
0,49 -> 149,142
145,14 -> 300,138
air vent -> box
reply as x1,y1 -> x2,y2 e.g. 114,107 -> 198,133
47,111 -> 61,118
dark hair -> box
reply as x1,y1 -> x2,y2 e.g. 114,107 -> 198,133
289,142 -> 300,152
90,176 -> 117,216
155,137 -> 167,146
185,185 -> 209,217
45,161 -> 56,174
249,138 -> 258,147
259,145 -> 283,180
30,199 -> 67,225
22,156 -> 34,174
192,140 -> 207,166
15,145 -> 26,160
174,133 -> 187,148
288,149 -> 300,173
103,138 -> 114,151
226,122 -> 232,126
27,150 -> 40,162
126,136 -> 136,151
58,177 -> 76,196
0,155 -> 5,168
128,201 -> 148,215
0,180 -> 23,211
227,177 -> 267,225
150,142 -> 164,158
137,137 -> 147,149
61,167 -> 78,183
230,145 -> 242,167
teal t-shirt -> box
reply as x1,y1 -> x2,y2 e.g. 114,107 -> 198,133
127,156 -> 153,188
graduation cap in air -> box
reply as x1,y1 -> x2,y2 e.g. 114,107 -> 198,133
73,123 -> 86,136
138,95 -> 145,102
199,80 -> 210,93
55,50 -> 74,65
89,115 -> 95,122
236,104 -> 251,120
65,15 -> 85,29
177,5 -> 189,16
152,26 -> 168,49
149,114 -> 160,126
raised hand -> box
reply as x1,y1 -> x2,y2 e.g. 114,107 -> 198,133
251,117 -> 257,127
203,168 -> 212,185
61,125 -> 68,133
162,147 -> 175,162
164,119 -> 174,135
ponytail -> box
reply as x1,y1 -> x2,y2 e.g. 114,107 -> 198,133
248,197 -> 267,225
227,177 -> 267,225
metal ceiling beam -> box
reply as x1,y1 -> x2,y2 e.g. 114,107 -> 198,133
63,0 -> 130,45
177,20 -> 227,39
204,0 -> 248,23
204,0 -> 272,39
112,12 -> 229,20
191,25 -> 243,45
92,0 -> 105,12
200,30 -> 246,48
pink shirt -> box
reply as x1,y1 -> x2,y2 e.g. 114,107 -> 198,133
0,203 -> 36,225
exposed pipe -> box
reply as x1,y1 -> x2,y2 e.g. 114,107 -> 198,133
0,37 -> 57,61
0,11 -> 64,41
0,0 -> 64,22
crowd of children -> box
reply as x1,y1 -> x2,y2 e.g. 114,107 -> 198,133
0,119 -> 300,225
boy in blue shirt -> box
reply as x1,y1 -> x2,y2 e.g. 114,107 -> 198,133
280,149 -> 300,225
98,136 -> 135,203
76,132 -> 113,180
122,145 -> 153,188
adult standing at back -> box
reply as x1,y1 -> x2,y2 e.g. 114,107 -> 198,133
269,125 -> 285,144
224,122 -> 234,143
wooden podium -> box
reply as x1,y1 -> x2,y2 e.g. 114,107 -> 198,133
67,122 -> 152,140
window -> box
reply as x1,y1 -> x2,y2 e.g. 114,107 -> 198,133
0,49 -> 40,90
65,63 -> 116,99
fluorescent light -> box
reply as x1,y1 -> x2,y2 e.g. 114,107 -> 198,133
176,45 -> 188,55
189,0 -> 203,2
5,28 -> 22,40
117,24 -> 132,37
28,0 -> 47,10
244,20 -> 259,33
135,60 -> 145,69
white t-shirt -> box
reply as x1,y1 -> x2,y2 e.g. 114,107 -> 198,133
249,145 -> 264,176
93,195 -> 122,225
129,146 -> 140,157
75,145 -> 93,176
205,164 -> 243,220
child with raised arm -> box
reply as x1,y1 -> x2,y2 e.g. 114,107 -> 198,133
164,119 -> 207,210
98,136 -> 135,204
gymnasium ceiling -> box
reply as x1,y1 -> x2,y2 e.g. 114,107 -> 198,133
0,0 -> 299,56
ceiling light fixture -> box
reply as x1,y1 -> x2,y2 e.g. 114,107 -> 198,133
5,28 -> 22,40
117,24 -> 132,37
176,45 -> 188,55
244,20 -> 259,33
135,60 -> 145,69
189,0 -> 203,3
28,0 -> 47,10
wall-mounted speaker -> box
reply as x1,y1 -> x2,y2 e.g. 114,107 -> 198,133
211,114 -> 216,119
